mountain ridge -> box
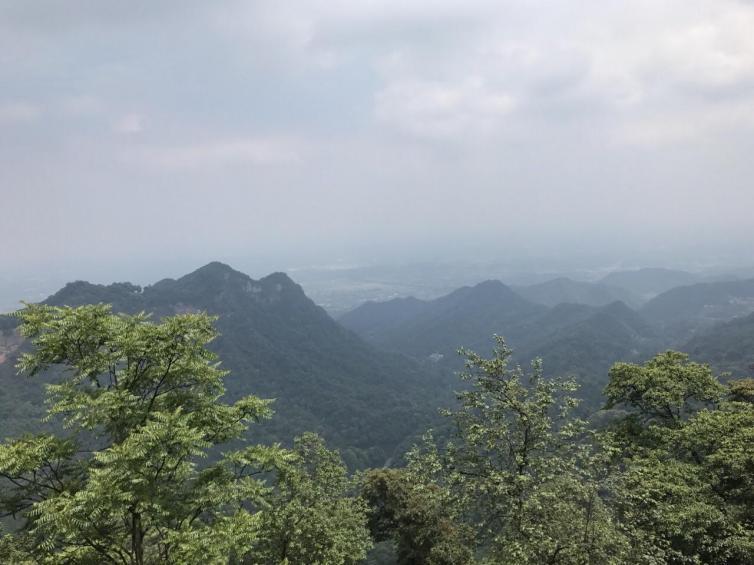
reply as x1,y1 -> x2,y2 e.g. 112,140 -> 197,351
1,262 -> 454,468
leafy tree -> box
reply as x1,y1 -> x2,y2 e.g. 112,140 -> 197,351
604,351 -> 724,428
361,463 -> 472,565
250,432 -> 371,564
728,378 -> 754,403
605,352 -> 754,564
0,304 -> 367,564
409,337 -> 628,564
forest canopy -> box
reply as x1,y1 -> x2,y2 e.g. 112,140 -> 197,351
1,304 -> 752,564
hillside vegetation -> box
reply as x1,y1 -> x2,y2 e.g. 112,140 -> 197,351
0,263 -> 455,469
2,307 -> 752,564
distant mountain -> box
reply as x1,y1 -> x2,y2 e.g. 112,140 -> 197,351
512,277 -> 640,307
515,301 -> 658,406
0,262 -> 454,468
341,281 -> 662,407
682,312 -> 754,377
640,278 -> 754,333
599,268 -> 698,299
341,280 -> 546,358
338,297 -> 430,342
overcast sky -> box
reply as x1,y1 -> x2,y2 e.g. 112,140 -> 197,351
2,0 -> 754,281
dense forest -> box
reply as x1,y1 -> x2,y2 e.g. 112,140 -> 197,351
1,264 -> 753,563
0,263 -> 456,469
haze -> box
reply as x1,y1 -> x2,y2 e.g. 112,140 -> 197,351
2,0 -> 754,285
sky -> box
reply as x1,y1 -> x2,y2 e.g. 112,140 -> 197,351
2,0 -> 754,283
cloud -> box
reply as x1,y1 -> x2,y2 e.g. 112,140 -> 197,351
0,101 -> 41,124
113,113 -> 145,134
375,78 -> 515,138
60,96 -> 105,117
618,98 -> 754,145
123,137 -> 301,171
2,0 -> 754,273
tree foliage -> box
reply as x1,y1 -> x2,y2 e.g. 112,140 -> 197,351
361,463 -> 473,565
3,302 -> 754,565
251,432 -> 371,564
604,351 -> 724,427
382,337 -> 628,564
605,352 -> 754,563
0,304 -> 369,564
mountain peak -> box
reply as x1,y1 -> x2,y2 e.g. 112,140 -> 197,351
170,262 -> 254,292
260,271 -> 297,287
451,279 -> 524,305
158,264 -> 314,311
188,261 -> 246,280
476,279 -> 507,289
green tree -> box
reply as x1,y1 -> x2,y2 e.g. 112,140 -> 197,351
604,351 -> 724,428
728,378 -> 754,403
251,432 -> 371,564
361,464 -> 472,565
605,352 -> 754,564
0,304 -> 329,564
411,337 -> 627,564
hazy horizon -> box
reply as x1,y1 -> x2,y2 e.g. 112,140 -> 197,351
3,1 -> 754,285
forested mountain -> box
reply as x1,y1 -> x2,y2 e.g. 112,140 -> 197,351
340,282 -> 664,408
598,267 -> 698,299
640,278 -> 754,338
5,264 -> 754,468
0,262 -> 454,468
6,303 -> 753,564
338,296 -> 430,342
514,301 -> 659,406
512,277 -> 640,307
341,280 -> 545,358
682,312 -> 754,377
3,267 -> 753,562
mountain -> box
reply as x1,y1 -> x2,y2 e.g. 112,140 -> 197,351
599,268 -> 698,299
514,301 -> 658,406
512,277 -> 640,307
0,262 -> 454,468
341,280 -> 662,408
640,278 -> 754,334
338,297 -> 430,342
682,312 -> 754,377
340,280 -> 546,359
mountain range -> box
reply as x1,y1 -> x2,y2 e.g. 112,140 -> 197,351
683,312 -> 754,377
641,278 -> 754,328
2,262 -> 753,465
598,267 -> 699,299
511,277 -> 640,308
340,275 -> 754,407
0,262 -> 455,468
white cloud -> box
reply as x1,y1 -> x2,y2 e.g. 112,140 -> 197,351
60,95 -> 105,117
124,137 -> 301,171
113,113 -> 145,134
375,78 -> 515,138
619,98 -> 754,146
0,101 -> 41,123
2,0 -> 754,270
220,0 -> 754,143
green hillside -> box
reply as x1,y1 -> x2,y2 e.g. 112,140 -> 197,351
0,263 -> 455,468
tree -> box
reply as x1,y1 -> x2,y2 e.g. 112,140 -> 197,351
604,352 -> 754,564
604,351 -> 724,428
409,337 -> 627,564
729,378 -> 754,403
0,304 -> 293,563
361,464 -> 472,565
251,432 -> 372,564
